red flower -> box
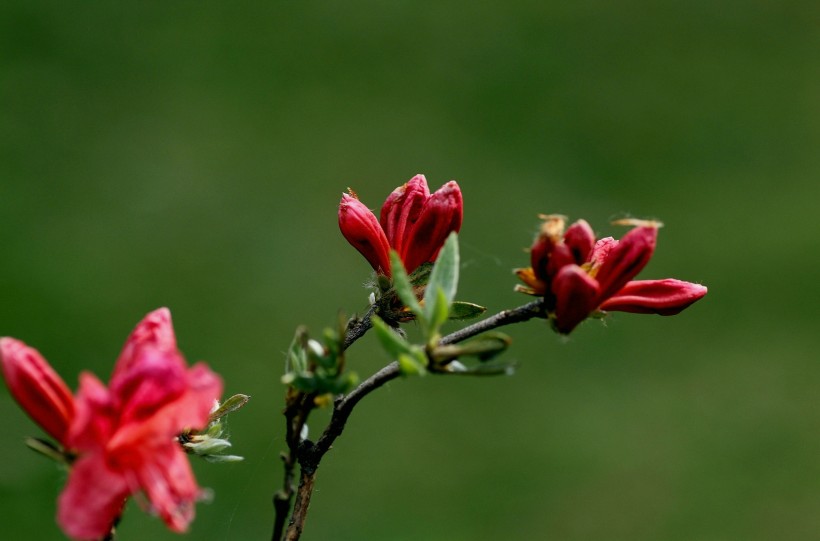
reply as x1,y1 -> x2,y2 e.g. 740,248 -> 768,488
516,215 -> 707,334
0,308 -> 222,540
339,174 -> 463,276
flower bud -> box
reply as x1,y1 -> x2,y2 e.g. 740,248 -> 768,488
339,191 -> 391,275
0,338 -> 75,446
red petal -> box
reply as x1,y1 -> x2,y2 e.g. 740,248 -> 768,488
600,279 -> 708,315
563,219 -> 596,264
0,338 -> 75,445
552,265 -> 600,334
401,180 -> 463,273
379,174 -> 430,255
58,453 -> 129,541
339,193 -> 391,275
595,226 -> 657,302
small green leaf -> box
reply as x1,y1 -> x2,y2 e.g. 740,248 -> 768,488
25,437 -> 71,465
389,250 -> 424,321
398,352 -> 427,376
448,301 -> 487,321
427,286 -> 450,338
372,316 -> 414,358
423,233 -> 459,322
209,394 -> 251,422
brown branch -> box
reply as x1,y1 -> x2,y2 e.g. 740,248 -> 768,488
440,299 -> 545,345
276,299 -> 547,540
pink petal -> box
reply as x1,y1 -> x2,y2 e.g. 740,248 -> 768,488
595,226 -> 657,302
136,445 -> 201,533
67,372 -> 115,453
0,338 -> 75,445
113,308 -> 177,380
600,279 -> 708,315
58,454 -> 130,541
590,237 -> 618,267
339,192 -> 392,275
108,362 -> 221,453
110,347 -> 188,428
379,174 -> 430,255
401,180 -> 463,273
552,265 -> 601,334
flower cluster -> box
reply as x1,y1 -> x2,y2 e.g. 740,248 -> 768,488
1,308 -> 223,540
338,174 -> 463,277
516,215 -> 707,333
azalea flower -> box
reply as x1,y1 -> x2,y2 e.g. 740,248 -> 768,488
338,174 -> 463,277
0,308 -> 222,540
516,215 -> 707,334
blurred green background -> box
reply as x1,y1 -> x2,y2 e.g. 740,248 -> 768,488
1,1 -> 818,540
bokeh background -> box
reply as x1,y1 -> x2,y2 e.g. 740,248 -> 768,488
1,2 -> 818,540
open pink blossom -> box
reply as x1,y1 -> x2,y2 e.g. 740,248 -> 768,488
339,174 -> 463,276
0,308 -> 222,540
516,215 -> 707,334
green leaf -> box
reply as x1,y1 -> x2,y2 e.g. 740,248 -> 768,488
286,328 -> 308,373
427,286 -> 450,338
431,332 -> 512,364
423,233 -> 459,323
389,250 -> 424,321
398,352 -> 427,376
448,301 -> 487,321
209,394 -> 251,422
372,316 -> 414,358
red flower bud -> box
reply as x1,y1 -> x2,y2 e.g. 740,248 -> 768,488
0,338 -> 75,445
339,192 -> 391,275
339,175 -> 463,276
400,180 -> 463,274
380,174 -> 429,256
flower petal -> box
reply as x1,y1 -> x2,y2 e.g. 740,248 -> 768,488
0,338 -> 75,445
339,192 -> 392,275
113,308 -> 177,380
110,347 -> 188,430
594,226 -> 658,302
67,372 -> 115,453
552,265 -> 601,334
379,174 -> 430,255
563,219 -> 596,264
58,453 -> 129,541
600,279 -> 708,315
136,445 -> 201,533
401,180 -> 463,273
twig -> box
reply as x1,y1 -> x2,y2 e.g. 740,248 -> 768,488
440,299 -> 545,345
276,299 -> 546,540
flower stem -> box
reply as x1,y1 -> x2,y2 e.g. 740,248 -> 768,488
275,299 -> 546,541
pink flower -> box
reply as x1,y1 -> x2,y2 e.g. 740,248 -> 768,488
0,308 -> 222,540
516,215 -> 707,334
339,174 -> 463,276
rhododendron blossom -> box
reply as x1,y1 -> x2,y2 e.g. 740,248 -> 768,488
339,174 -> 463,276
0,308 -> 222,540
516,215 -> 707,334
